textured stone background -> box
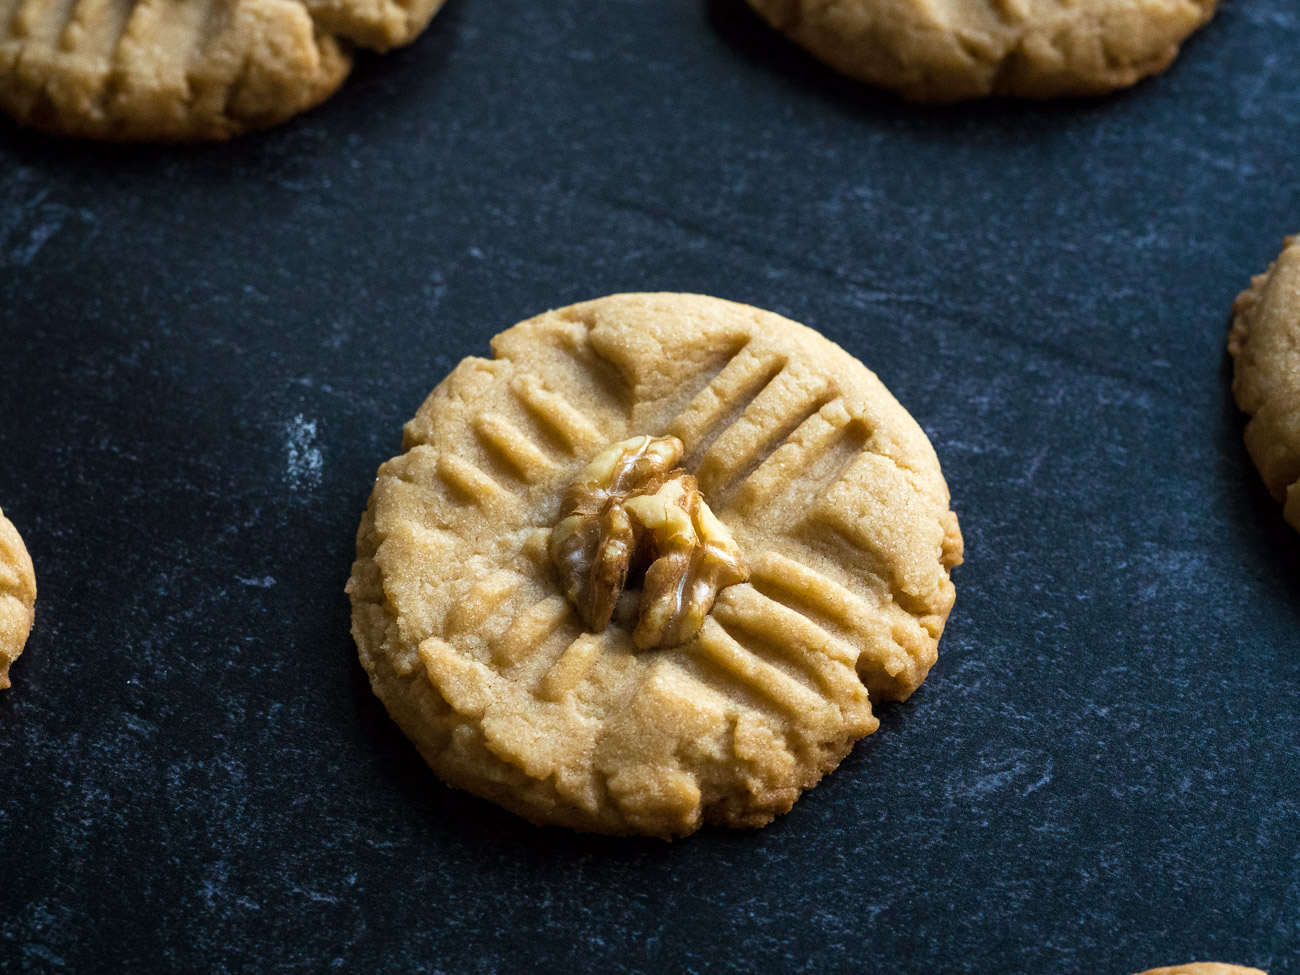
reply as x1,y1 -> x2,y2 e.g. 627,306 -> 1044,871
1,1 -> 1298,972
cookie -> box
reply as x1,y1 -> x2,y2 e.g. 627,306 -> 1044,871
348,293 -> 963,838
0,507 -> 36,690
0,0 -> 447,141
1229,235 -> 1300,533
744,0 -> 1218,103
1136,966 -> 1268,975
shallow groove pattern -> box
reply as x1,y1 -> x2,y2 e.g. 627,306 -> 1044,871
0,0 -> 446,139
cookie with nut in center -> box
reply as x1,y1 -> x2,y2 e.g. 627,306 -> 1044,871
348,293 -> 963,838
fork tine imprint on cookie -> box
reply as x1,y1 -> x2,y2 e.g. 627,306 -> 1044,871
0,0 -> 446,140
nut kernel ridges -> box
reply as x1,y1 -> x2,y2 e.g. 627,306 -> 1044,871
549,434 -> 749,650
549,434 -> 685,635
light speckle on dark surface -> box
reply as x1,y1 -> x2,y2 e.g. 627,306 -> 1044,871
1,1 -> 1298,972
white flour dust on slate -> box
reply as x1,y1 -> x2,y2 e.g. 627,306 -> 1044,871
285,414 -> 323,492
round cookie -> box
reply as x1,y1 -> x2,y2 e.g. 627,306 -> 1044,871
0,0 -> 447,141
1229,235 -> 1300,533
1136,966 -> 1267,975
744,0 -> 1219,103
348,293 -> 963,838
0,506 -> 36,690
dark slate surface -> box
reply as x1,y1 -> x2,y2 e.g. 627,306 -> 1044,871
2,1 -> 1298,972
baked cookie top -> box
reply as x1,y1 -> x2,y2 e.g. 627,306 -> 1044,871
1229,236 -> 1300,532
1136,965 -> 1268,975
348,293 -> 963,838
745,0 -> 1218,103
0,0 -> 447,141
0,507 -> 36,690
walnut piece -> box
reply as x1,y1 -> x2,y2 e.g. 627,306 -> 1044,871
549,435 -> 749,649
623,474 -> 748,649
549,436 -> 684,633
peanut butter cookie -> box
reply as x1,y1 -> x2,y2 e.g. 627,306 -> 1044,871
0,0 -> 447,141
0,507 -> 36,690
745,0 -> 1218,103
348,293 -> 963,838
1229,235 -> 1300,533
1136,965 -> 1267,975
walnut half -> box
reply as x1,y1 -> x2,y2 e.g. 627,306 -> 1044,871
548,435 -> 684,633
548,435 -> 749,649
623,473 -> 748,649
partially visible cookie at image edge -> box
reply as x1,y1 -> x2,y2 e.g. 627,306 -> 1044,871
744,0 -> 1219,103
1136,965 -> 1268,975
0,0 -> 448,141
1229,235 -> 1300,533
0,507 -> 36,690
348,293 -> 962,838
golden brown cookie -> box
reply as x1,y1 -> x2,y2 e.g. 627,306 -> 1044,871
0,0 -> 447,141
1136,965 -> 1268,975
745,0 -> 1218,103
0,507 -> 36,690
348,293 -> 963,838
1229,235 -> 1300,533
